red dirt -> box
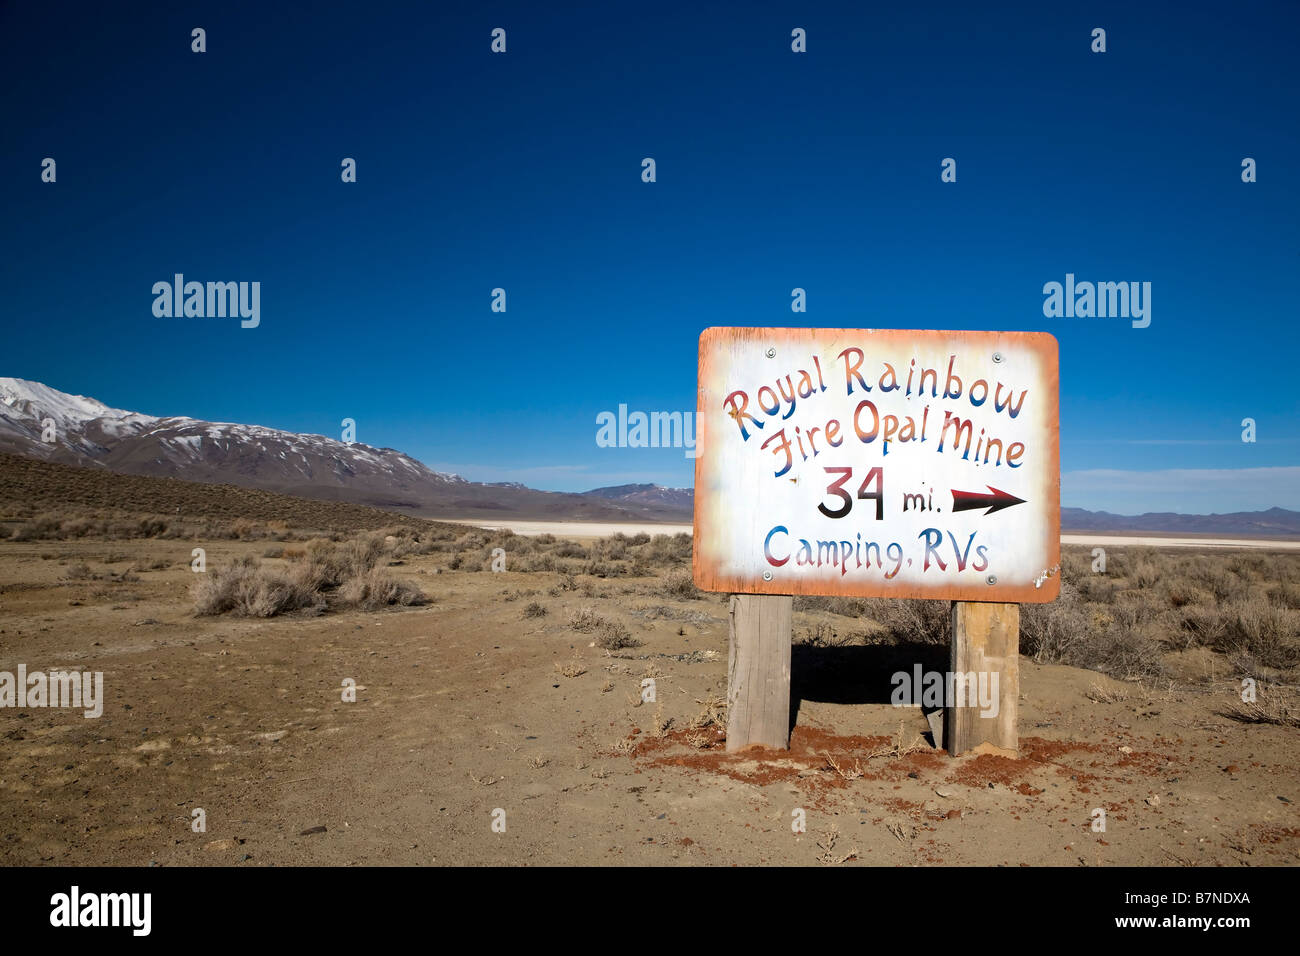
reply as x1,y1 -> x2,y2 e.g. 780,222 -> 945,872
1252,825 -> 1300,845
630,724 -> 898,796
951,754 -> 1031,789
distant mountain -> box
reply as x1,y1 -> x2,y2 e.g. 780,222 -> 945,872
0,378 -> 692,523
1062,506 -> 1300,538
6,378 -> 1292,535
582,483 -> 694,513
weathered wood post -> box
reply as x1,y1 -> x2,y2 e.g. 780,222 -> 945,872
945,601 -> 1020,757
725,594 -> 793,751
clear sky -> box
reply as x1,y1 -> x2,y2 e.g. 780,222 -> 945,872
2,0 -> 1297,514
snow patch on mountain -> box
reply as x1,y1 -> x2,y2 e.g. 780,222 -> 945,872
0,377 -> 469,487
0,377 -> 157,428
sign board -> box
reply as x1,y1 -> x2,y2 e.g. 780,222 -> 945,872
693,327 -> 1060,603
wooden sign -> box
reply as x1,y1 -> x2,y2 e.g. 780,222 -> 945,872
693,327 -> 1060,603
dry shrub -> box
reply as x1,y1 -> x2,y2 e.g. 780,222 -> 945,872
287,533 -> 388,588
1021,583 -> 1166,681
793,594 -> 871,617
796,622 -> 856,647
10,514 -> 66,541
1073,573 -> 1116,603
230,518 -> 263,540
1171,592 -> 1300,668
1177,604 -> 1229,649
430,531 -> 690,577
865,598 -> 950,645
338,533 -> 386,576
583,559 -> 629,578
131,557 -> 171,572
591,535 -> 629,561
554,541 -> 591,560
520,552 -> 559,572
1220,598 -> 1300,669
1082,625 -> 1169,681
595,619 -> 642,650
1163,582 -> 1212,608
1227,552 -> 1270,580
338,567 -> 426,609
1200,565 -> 1249,603
562,605 -> 641,648
59,517 -> 100,539
568,606 -> 603,632
191,533 -> 426,616
640,533 -> 693,566
659,568 -> 700,600
1271,582 -> 1300,611
389,537 -> 419,559
192,557 -> 321,618
1132,561 -> 1161,589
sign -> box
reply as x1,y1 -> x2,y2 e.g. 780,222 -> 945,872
693,327 -> 1060,603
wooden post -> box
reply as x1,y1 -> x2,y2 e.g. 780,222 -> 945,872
725,594 -> 793,752
945,601 -> 1020,757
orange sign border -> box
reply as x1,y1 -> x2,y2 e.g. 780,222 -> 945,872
692,327 -> 1061,603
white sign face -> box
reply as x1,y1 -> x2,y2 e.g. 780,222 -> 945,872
693,328 -> 1060,603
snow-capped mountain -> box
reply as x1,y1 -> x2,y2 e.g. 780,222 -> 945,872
0,378 -> 694,521
0,377 -> 461,498
0,377 -> 160,459
0,378 -> 152,429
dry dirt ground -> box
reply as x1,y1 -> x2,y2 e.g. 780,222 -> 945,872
0,539 -> 1297,867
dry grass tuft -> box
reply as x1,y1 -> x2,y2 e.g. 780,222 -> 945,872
815,825 -> 857,865
652,703 -> 673,739
555,659 -> 587,679
1086,681 -> 1131,704
1218,686 -> 1300,727
688,695 -> 727,730
825,752 -> 864,780
867,722 -> 926,759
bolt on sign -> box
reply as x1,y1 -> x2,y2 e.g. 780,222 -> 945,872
693,327 -> 1061,603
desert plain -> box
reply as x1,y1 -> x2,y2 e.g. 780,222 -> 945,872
0,455 -> 1296,866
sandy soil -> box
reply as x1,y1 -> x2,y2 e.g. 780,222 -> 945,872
1,538 -> 1296,867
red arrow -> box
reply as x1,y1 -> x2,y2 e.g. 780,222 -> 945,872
950,485 -> 1026,515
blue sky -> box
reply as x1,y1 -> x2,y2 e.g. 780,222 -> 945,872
2,0 -> 1297,514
